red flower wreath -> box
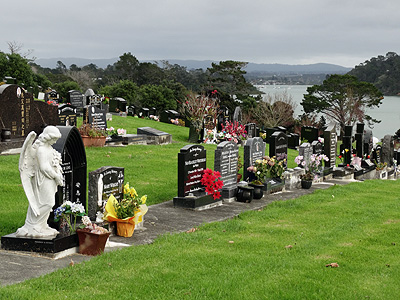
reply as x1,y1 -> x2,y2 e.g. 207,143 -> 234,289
200,168 -> 224,200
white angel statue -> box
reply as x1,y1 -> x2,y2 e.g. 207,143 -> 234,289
16,126 -> 64,238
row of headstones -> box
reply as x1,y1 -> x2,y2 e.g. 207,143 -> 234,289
298,123 -> 398,174
0,84 -> 110,141
173,132 -> 289,207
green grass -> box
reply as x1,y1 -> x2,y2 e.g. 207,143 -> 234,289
1,180 -> 400,299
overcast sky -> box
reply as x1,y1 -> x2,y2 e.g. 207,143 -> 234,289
4,0 -> 400,68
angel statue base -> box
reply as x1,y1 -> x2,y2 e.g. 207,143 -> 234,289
16,126 -> 64,238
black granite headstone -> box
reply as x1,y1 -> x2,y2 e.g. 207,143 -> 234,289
58,104 -> 77,126
109,97 -> 127,113
265,128 -> 276,143
139,107 -> 150,118
173,145 -> 215,209
84,105 -> 107,130
67,90 -> 83,110
245,123 -> 256,139
356,123 -> 364,134
288,133 -> 300,149
301,126 -> 318,143
52,126 -> 87,230
269,131 -> 288,167
127,105 -> 137,116
88,166 -> 124,221
217,106 -> 230,131
243,137 -> 266,181
311,140 -> 323,155
160,110 -> 180,123
323,124 -> 337,169
355,132 -> 364,158
214,141 -> 239,200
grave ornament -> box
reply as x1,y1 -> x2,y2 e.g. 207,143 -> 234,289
16,126 -> 64,238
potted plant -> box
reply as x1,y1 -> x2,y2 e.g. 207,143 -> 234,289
104,183 -> 148,237
295,154 -> 329,189
53,201 -> 86,235
76,216 -> 110,256
246,159 -> 268,199
78,123 -> 107,147
247,155 -> 286,196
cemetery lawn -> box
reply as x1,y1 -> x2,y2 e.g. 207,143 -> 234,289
1,179 -> 400,299
0,116 -> 299,237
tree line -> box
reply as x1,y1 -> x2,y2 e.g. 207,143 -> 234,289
0,45 -> 387,137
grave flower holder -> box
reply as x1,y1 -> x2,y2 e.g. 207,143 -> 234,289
104,194 -> 148,238
263,177 -> 285,194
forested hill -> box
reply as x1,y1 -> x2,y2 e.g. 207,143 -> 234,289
348,52 -> 400,96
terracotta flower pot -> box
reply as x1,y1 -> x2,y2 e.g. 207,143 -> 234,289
81,136 -> 106,147
116,221 -> 135,237
76,229 -> 110,256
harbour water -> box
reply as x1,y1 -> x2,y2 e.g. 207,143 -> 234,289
256,85 -> 400,140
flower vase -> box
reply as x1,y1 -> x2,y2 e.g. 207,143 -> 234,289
249,183 -> 264,199
1,128 -> 11,142
76,229 -> 110,256
301,179 -> 313,189
236,185 -> 254,203
116,221 -> 135,237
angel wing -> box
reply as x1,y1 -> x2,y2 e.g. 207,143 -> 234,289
19,131 -> 40,217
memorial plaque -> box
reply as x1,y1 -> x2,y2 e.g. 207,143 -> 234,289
323,124 -> 337,168
88,166 -> 124,221
214,141 -> 239,199
58,104 -> 77,126
84,105 -> 107,130
269,131 -> 288,167
244,137 -> 266,181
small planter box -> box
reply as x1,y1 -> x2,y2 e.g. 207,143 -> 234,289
263,178 -> 285,194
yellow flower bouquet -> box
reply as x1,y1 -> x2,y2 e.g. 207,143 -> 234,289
104,183 -> 148,237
